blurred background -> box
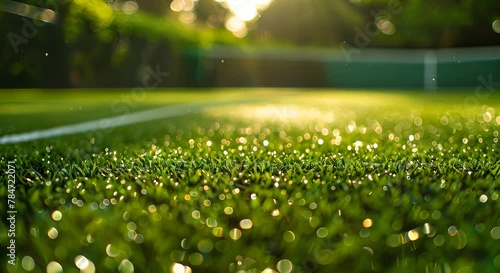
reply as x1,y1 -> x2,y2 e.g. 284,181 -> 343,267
1,0 -> 499,89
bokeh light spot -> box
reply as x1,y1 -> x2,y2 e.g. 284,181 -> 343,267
283,231 -> 295,242
276,259 -> 293,273
47,261 -> 63,273
240,219 -> 253,229
22,256 -> 35,271
51,210 -> 62,221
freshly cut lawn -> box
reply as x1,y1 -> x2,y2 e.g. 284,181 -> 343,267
1,89 -> 499,273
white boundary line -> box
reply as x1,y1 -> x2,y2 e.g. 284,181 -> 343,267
0,99 -> 254,145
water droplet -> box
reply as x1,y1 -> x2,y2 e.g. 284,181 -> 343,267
240,219 -> 253,229
316,227 -> 328,238
118,259 -> 134,273
172,263 -> 192,273
363,218 -> 373,228
22,256 -> 35,271
48,227 -> 59,239
212,227 -> 224,237
272,209 -> 280,216
229,228 -> 242,240
359,228 -> 370,238
407,229 -> 419,241
283,231 -> 295,242
197,239 -> 214,253
188,253 -> 203,266
127,222 -> 137,231
423,223 -> 432,235
414,117 -> 423,126
81,260 -> 96,273
106,244 -> 119,257
206,218 -> 218,228
52,210 -> 62,221
47,261 -> 63,273
448,226 -> 458,236
491,227 -> 500,240
224,207 -> 233,215
479,194 -> 488,203
386,234 -> 401,247
440,116 -> 449,125
276,259 -> 293,273
170,250 -> 185,262
75,255 -> 89,270
191,210 -> 200,219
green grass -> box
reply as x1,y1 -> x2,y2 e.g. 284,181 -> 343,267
1,89 -> 499,273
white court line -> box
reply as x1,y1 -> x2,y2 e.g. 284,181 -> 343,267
0,99 -> 255,145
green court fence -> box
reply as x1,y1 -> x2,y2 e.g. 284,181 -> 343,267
186,46 -> 500,89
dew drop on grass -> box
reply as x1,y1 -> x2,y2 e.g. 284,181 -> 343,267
479,194 -> 488,203
106,244 -> 119,257
75,255 -> 89,270
47,261 -> 63,273
191,210 -> 200,219
127,222 -> 137,231
276,259 -> 293,273
414,117 -> 423,126
197,239 -> 214,253
491,227 -> 500,240
363,218 -> 373,228
448,226 -> 458,236
283,231 -> 295,242
229,228 -> 242,240
240,219 -> 253,229
316,227 -> 328,238
212,227 -> 224,237
52,210 -> 62,221
359,228 -> 370,238
22,256 -> 35,271
170,250 -> 185,262
172,263 -> 192,273
386,234 -> 401,247
206,218 -> 217,227
407,229 -> 419,241
118,259 -> 134,273
494,254 -> 500,269
224,207 -> 233,215
434,235 -> 445,246
47,227 -> 59,239
188,253 -> 203,266
423,223 -> 432,235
